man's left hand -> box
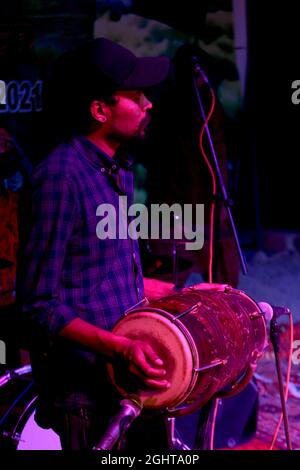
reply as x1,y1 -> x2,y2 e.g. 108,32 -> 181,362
143,277 -> 232,302
183,282 -> 230,292
143,277 -> 175,301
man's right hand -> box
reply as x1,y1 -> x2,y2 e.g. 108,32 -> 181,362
113,336 -> 170,391
60,318 -> 170,390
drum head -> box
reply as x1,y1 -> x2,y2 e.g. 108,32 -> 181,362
108,310 -> 196,410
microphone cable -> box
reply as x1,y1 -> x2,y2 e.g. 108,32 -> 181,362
269,310 -> 294,450
195,75 -> 217,283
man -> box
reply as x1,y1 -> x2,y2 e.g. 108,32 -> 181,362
17,38 -> 176,451
18,38 -> 221,451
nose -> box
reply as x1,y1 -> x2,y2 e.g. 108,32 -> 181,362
141,93 -> 152,111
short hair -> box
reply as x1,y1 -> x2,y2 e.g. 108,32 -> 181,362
43,70 -> 118,140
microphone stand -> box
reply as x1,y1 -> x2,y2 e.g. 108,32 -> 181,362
191,58 -> 247,276
269,312 -> 292,449
93,397 -> 142,451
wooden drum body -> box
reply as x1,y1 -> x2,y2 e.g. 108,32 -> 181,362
108,287 -> 267,417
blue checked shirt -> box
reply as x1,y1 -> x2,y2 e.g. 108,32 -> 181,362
20,136 -> 145,405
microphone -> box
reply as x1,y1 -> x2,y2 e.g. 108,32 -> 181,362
191,56 -> 209,85
93,397 -> 142,450
258,302 -> 291,321
258,302 -> 273,321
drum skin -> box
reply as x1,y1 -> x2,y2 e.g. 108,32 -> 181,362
107,287 -> 267,417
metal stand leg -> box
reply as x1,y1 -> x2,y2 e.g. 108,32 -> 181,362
270,316 -> 292,450
194,398 -> 219,450
165,417 -> 191,450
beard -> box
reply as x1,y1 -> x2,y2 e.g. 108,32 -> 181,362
136,114 -> 152,140
110,114 -> 152,143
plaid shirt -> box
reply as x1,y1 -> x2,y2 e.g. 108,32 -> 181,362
20,136 -> 145,405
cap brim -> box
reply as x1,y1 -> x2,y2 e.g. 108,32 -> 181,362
120,56 -> 170,90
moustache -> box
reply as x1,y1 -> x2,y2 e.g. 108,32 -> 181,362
139,114 -> 152,133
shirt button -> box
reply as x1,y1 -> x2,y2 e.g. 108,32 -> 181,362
100,167 -> 106,173
112,164 -> 117,170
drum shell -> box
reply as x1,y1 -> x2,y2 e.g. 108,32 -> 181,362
109,288 -> 267,414
150,289 -> 266,408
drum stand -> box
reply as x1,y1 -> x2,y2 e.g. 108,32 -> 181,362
165,417 -> 191,450
165,398 -> 220,451
193,398 -> 220,450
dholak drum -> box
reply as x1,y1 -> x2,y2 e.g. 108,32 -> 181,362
107,287 -> 267,417
0,366 -> 61,450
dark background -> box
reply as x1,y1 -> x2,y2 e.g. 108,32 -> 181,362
1,0 -> 300,235
242,2 -> 300,232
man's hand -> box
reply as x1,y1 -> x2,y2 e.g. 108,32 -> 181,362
183,282 -> 230,292
143,277 -> 230,300
143,277 -> 175,301
113,335 -> 170,390
60,318 -> 170,390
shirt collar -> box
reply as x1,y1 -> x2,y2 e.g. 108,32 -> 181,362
70,136 -> 134,175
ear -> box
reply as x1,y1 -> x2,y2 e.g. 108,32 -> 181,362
90,100 -> 108,123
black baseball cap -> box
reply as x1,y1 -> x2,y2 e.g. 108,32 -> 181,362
54,37 -> 170,93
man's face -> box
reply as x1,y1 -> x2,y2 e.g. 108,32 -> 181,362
106,90 -> 152,142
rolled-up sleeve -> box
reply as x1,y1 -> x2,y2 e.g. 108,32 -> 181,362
20,174 -> 79,339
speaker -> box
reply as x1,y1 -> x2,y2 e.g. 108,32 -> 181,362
175,379 -> 259,449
